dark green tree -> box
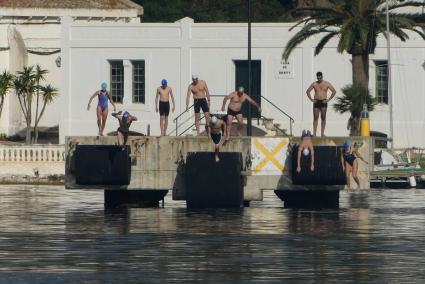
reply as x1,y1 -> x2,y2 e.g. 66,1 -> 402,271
333,84 -> 377,136
137,0 -> 296,22
283,0 -> 425,89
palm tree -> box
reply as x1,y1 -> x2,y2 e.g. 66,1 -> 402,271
33,84 -> 58,143
0,70 -> 13,120
333,84 -> 377,136
33,65 -> 48,143
13,66 -> 36,144
283,0 -> 425,88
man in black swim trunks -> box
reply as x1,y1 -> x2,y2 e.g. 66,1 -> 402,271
208,116 -> 227,162
156,79 -> 175,136
112,111 -> 137,147
221,87 -> 261,138
306,71 -> 336,136
186,74 -> 211,135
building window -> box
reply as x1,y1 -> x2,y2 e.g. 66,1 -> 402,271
132,60 -> 145,103
375,60 -> 388,104
110,60 -> 124,103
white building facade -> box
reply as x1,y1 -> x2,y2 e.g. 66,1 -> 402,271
0,0 -> 143,138
61,17 -> 425,148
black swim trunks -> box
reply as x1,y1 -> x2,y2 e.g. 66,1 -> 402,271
211,132 -> 222,145
313,99 -> 328,109
194,98 -> 209,113
227,107 -> 242,116
159,101 -> 170,116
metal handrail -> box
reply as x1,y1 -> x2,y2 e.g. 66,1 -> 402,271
261,95 -> 294,136
179,115 -> 206,136
172,95 -> 225,136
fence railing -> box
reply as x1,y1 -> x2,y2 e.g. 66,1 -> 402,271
0,144 -> 65,162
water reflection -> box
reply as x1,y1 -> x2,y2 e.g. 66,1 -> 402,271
0,186 -> 424,283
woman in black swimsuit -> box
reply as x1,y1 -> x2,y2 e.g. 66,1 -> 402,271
112,111 -> 137,146
340,141 -> 368,190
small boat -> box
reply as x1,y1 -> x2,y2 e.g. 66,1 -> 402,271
370,148 -> 423,188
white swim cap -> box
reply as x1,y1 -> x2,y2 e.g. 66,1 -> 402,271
210,116 -> 218,125
192,74 -> 199,80
302,148 -> 310,156
238,86 -> 244,93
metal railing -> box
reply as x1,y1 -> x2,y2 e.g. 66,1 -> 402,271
261,95 -> 294,136
171,94 -> 295,136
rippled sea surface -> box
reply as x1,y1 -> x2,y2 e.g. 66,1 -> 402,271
0,185 -> 425,283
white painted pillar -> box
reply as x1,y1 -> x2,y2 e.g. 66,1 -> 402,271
59,16 -> 72,143
123,59 -> 133,106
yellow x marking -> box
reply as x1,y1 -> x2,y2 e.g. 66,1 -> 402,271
253,138 -> 287,173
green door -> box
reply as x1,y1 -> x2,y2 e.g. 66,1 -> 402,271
234,60 -> 261,118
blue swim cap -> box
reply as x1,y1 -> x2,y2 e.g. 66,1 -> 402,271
123,111 -> 129,119
343,141 -> 350,149
161,79 -> 167,86
101,82 -> 107,89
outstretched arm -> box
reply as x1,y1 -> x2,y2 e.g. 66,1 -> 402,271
107,91 -> 116,111
221,94 -> 231,111
111,111 -> 122,118
130,115 -> 138,122
340,148 -> 345,172
309,144 -> 315,171
246,95 -> 262,112
354,149 -> 368,164
170,88 -> 176,112
87,91 -> 98,110
306,83 -> 315,102
186,86 -> 191,111
326,83 -> 337,102
204,82 -> 211,106
155,88 -> 159,113
296,147 -> 302,173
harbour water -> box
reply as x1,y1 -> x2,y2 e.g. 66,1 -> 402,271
0,185 -> 424,283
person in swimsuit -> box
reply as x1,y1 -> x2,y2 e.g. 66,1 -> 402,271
296,130 -> 315,173
112,111 -> 137,147
221,87 -> 261,138
340,141 -> 368,190
208,116 -> 227,162
185,74 -> 211,135
155,79 -> 175,136
87,82 -> 116,136
306,72 -> 336,137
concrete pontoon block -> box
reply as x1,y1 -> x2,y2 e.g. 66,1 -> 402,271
185,152 -> 243,208
75,145 -> 131,185
292,146 -> 346,185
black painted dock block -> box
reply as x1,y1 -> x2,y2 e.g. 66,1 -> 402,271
185,152 -> 244,208
275,190 -> 340,209
75,145 -> 131,185
292,146 -> 345,185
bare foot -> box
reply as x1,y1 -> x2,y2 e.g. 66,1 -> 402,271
296,166 -> 301,173
215,155 -> 220,162
310,165 -> 314,171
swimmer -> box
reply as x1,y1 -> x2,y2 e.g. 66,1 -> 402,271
341,141 -> 368,190
185,74 -> 211,135
221,86 -> 261,138
208,115 -> 227,162
87,82 -> 116,136
112,111 -> 137,147
296,130 -> 315,173
306,72 -> 336,137
155,79 -> 175,136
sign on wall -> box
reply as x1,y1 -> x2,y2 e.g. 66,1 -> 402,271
275,58 -> 294,79
251,138 -> 289,175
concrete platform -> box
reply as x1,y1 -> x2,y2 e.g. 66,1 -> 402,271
65,136 -> 373,205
